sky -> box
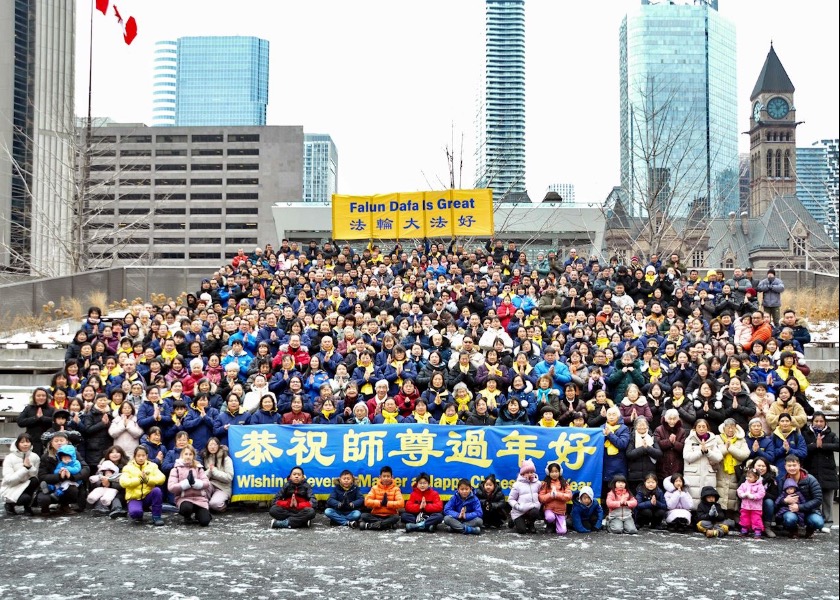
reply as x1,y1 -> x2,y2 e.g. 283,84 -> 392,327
75,0 -> 839,204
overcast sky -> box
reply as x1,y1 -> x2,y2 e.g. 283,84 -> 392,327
75,0 -> 839,203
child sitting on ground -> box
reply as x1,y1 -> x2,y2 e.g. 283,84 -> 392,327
86,459 -> 121,512
606,474 -> 638,534
570,485 -> 603,533
538,462 -> 572,535
696,486 -> 734,537
269,466 -> 316,529
443,478 -> 484,535
358,465 -> 404,530
475,474 -> 509,529
663,473 -> 693,531
403,472 -> 444,533
635,472 -> 667,530
324,470 -> 365,527
737,468 -> 766,538
42,445 -> 82,500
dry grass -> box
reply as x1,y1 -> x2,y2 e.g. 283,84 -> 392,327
786,287 -> 840,322
86,290 -> 109,314
65,297 -> 84,320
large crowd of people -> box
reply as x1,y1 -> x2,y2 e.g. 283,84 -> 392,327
1,239 -> 836,538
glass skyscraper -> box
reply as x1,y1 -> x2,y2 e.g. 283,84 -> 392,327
619,0 -> 738,218
153,36 -> 269,127
476,0 -> 525,200
797,140 -> 839,243
303,134 -> 338,204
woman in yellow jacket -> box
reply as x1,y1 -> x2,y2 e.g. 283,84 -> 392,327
775,352 -> 809,392
119,445 -> 166,526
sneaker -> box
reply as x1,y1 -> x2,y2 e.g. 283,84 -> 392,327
152,516 -> 165,526
740,528 -> 749,536
428,525 -> 437,533
753,531 -> 763,539
91,506 -> 110,516
270,519 -> 289,529
161,503 -> 179,514
39,481 -> 50,495
110,508 -> 127,519
820,526 -> 831,534
804,527 -> 816,539
656,522 -> 669,531
358,522 -> 370,530
348,520 -> 359,529
789,529 -> 799,539
467,526 -> 482,535
405,523 -> 419,532
705,529 -> 718,538
23,506 -> 34,516
763,525 -> 776,538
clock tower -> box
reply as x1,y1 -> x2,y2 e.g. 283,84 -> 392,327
748,44 -> 798,217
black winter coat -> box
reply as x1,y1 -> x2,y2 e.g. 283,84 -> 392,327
17,404 -> 55,456
475,478 -> 508,525
625,435 -> 663,483
83,407 -> 114,467
802,426 -> 839,489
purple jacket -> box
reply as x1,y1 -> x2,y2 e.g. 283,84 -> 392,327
508,474 -> 541,520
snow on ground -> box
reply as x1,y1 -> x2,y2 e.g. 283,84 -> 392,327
809,382 -> 839,413
809,320 -> 840,344
0,322 -> 73,348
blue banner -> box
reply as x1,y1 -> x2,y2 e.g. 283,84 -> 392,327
229,425 -> 603,501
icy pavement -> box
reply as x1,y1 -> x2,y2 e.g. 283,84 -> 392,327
0,510 -> 837,600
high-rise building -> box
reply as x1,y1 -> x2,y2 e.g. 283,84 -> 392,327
475,0 -> 525,201
0,0 -> 76,275
619,0 -> 738,218
546,183 -> 575,204
152,36 -> 269,127
303,134 -> 338,204
797,139 -> 839,243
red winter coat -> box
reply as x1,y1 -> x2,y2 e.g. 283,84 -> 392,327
405,486 -> 444,515
394,388 -> 421,418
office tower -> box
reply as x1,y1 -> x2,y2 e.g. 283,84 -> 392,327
797,139 -> 839,243
152,36 -> 269,127
475,0 -> 525,201
546,183 -> 575,204
0,0 -> 76,275
619,0 -> 738,218
303,134 -> 338,204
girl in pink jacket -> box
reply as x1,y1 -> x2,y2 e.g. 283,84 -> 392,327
736,468 -> 766,538
167,445 -> 212,526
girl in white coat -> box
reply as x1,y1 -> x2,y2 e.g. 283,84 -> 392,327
1,433 -> 40,515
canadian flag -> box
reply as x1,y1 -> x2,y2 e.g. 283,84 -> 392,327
95,1 -> 138,45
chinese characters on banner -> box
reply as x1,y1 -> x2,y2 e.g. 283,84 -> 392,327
229,425 -> 603,501
332,189 -> 494,240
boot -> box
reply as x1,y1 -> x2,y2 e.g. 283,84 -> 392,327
5,502 -> 16,516
763,523 -> 776,538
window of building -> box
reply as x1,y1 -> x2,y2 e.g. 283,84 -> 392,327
724,258 -> 734,269
90,194 -> 114,202
226,237 -> 258,245
784,150 -> 791,178
190,238 -> 222,245
766,151 -> 773,177
155,222 -> 186,229
691,250 -> 705,268
228,134 -> 259,143
189,252 -> 222,259
119,193 -> 150,200
226,207 -> 258,215
793,237 -> 806,256
155,207 -> 186,215
192,164 -> 223,171
190,193 -> 222,200
91,136 -> 117,144
121,179 -> 151,186
90,164 -> 115,171
191,178 -> 223,186
156,135 -> 188,144
227,178 -> 258,186
122,135 -> 151,143
155,179 -> 187,186
156,193 -> 186,200
775,150 -> 782,178
155,252 -> 186,259
191,223 -> 222,229
117,252 -> 146,259
227,193 -> 259,200
227,163 -> 259,171
191,208 -> 222,215
192,149 -> 223,156
192,134 -> 223,143
121,163 -> 151,172
226,222 -> 258,230
156,149 -> 187,157
119,207 -> 150,215
156,164 -> 186,171
227,148 -> 259,156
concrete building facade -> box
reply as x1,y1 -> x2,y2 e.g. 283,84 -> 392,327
81,124 -> 303,268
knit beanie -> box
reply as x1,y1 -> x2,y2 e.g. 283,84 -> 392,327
519,459 -> 536,477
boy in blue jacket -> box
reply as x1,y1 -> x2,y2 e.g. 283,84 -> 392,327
570,485 -> 604,533
324,470 -> 365,527
443,478 -> 483,535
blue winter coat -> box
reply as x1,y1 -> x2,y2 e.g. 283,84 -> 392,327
533,359 -> 572,390
746,433 -> 774,463
635,485 -> 667,512
162,447 -> 183,474
139,435 -> 167,467
250,409 -> 282,425
769,429 -> 808,473
182,407 -> 219,453
326,483 -> 365,513
570,492 -> 604,532
443,491 -> 483,521
213,409 -> 251,446
136,400 -> 171,433
602,423 -> 630,481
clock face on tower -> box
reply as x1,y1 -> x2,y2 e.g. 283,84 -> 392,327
767,97 -> 790,119
753,101 -> 763,122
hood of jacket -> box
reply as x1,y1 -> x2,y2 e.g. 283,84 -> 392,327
717,423 -> 746,440
97,460 -> 120,475
57,444 -> 78,461
621,396 -> 648,407
699,486 -> 720,501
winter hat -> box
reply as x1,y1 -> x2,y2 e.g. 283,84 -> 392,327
53,409 -> 71,421
544,461 -> 563,476
745,288 -> 757,297
578,485 -> 595,502
783,478 -> 798,491
519,459 -> 536,477
97,460 -> 120,475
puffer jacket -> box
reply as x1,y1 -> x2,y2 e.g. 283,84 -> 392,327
602,423 -> 630,482
119,458 -> 165,501
274,480 -> 313,510
736,479 -> 765,512
719,390 -> 756,432
476,477 -> 508,523
443,490 -> 482,521
204,450 -> 234,496
775,469 -> 822,514
570,486 -> 604,532
508,474 -> 541,520
538,479 -> 572,515
635,484 -> 666,513
606,488 -> 637,519
0,443 -> 40,503
683,430 -> 723,508
626,432 -> 663,483
83,406 -> 114,466
167,459 -> 211,509
802,425 -> 840,489
619,396 -> 653,426
654,421 -> 687,481
326,482 -> 365,513
108,414 -> 144,456
663,476 -> 693,524
715,424 -> 750,511
364,482 -> 404,516
405,485 -> 444,515
768,427 -> 807,473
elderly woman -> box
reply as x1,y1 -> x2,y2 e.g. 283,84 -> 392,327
716,418 -> 750,516
625,417 -> 663,493
683,418 -> 723,508
601,406 -> 630,503
654,409 -> 688,481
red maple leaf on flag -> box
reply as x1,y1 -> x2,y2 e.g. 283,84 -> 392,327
95,0 -> 109,15
112,4 -> 138,45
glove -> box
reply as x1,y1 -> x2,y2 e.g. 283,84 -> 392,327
193,480 -> 205,490
187,471 -> 195,487
380,495 -> 389,507
180,479 -> 191,491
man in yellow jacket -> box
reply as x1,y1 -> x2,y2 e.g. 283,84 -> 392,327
119,446 -> 166,526
356,465 -> 404,531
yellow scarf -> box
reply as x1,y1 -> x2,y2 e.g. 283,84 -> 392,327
459,363 -> 470,373
604,423 -> 621,456
391,360 -> 405,387
321,408 -> 335,420
381,409 -> 400,424
539,417 -> 558,428
172,412 -> 185,426
440,413 -> 459,426
648,368 -> 663,380
479,388 -> 501,410
455,395 -> 472,412
161,347 -> 178,363
412,411 -> 431,424
719,432 -> 739,475
361,365 -> 374,395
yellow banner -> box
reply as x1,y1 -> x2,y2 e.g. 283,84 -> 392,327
332,189 -> 494,240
